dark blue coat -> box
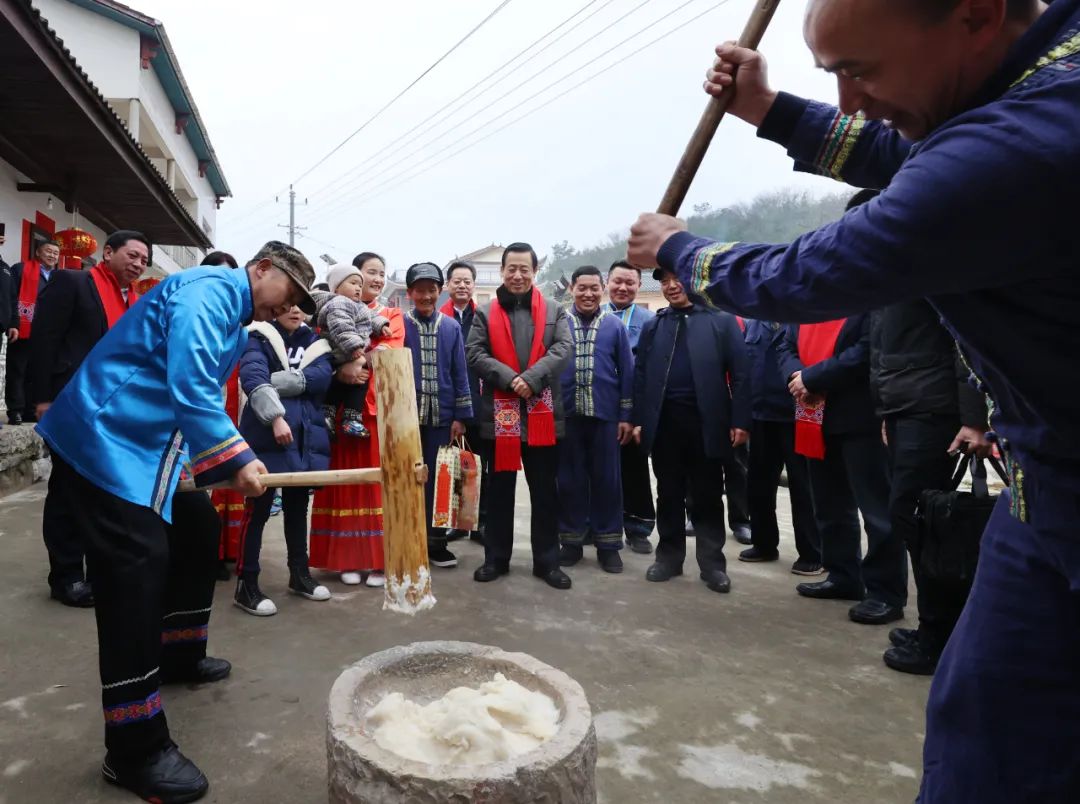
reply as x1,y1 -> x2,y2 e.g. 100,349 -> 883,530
633,304 -> 751,459
744,319 -> 795,422
560,308 -> 634,422
239,322 -> 333,473
775,316 -> 877,437
404,309 -> 474,425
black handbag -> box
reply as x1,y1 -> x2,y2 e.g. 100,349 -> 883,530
914,453 -> 1009,583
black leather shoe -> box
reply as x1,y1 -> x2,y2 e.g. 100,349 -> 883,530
700,569 -> 732,593
51,580 -> 95,608
626,536 -> 653,555
473,563 -> 509,583
732,525 -> 753,545
597,550 -> 624,574
559,545 -> 583,567
645,562 -> 683,582
883,643 -> 938,676
738,547 -> 779,563
849,599 -> 904,625
889,627 -> 918,648
796,579 -> 864,601
533,567 -> 572,589
160,657 -> 232,685
214,560 -> 231,582
8,412 -> 22,426
102,742 -> 209,803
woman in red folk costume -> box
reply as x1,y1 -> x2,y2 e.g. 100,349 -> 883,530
310,252 -> 405,587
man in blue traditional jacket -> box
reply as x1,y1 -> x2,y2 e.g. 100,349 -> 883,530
627,0 -> 1079,799
37,240 -> 316,803
558,266 -> 635,574
403,262 -> 473,570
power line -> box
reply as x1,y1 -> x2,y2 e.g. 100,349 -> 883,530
308,0 -> 654,215
317,0 -> 734,222
303,0 -> 614,203
314,0 -> 712,221
291,0 -> 518,186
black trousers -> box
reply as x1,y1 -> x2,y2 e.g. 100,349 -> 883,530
652,403 -> 728,572
238,486 -> 312,578
4,337 -> 33,418
806,430 -> 905,606
620,441 -> 655,539
53,457 -> 218,760
43,466 -> 86,588
723,443 -> 751,528
326,378 -> 368,413
885,414 -> 971,655
481,440 -> 560,572
747,419 -> 821,562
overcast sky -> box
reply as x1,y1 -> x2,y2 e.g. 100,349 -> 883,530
132,0 -> 840,278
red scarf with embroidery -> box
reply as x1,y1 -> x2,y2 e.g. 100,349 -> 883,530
488,290 -> 555,471
440,298 -> 476,318
90,262 -> 139,328
16,260 -> 43,338
794,320 -> 847,460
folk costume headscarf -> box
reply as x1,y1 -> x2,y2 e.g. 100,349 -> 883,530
488,289 -> 555,471
793,319 -> 847,460
90,262 -> 140,327
16,260 -> 42,339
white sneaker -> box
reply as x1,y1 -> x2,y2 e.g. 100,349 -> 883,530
234,579 -> 277,616
365,572 -> 386,588
340,572 -> 362,585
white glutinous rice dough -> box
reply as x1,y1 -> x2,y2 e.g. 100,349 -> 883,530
366,673 -> 560,765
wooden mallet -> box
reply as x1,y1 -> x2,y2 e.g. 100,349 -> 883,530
657,0 -> 783,216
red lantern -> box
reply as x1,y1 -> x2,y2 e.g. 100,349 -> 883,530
54,227 -> 99,260
134,277 -> 161,296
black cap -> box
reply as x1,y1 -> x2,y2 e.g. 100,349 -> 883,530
406,262 -> 444,289
652,267 -> 675,281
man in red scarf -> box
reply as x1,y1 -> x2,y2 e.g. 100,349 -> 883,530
5,239 -> 60,424
466,242 -> 573,590
30,230 -> 149,608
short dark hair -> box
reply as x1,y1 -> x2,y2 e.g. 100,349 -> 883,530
352,251 -> 386,270
501,242 -> 538,269
571,265 -> 603,285
104,230 -> 151,264
907,0 -> 1033,22
608,259 -> 641,279
846,188 -> 880,211
201,250 -> 238,268
447,260 -> 476,281
37,239 -> 61,251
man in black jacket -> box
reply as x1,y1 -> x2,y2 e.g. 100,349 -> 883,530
777,317 -> 903,624
632,269 -> 750,594
31,230 -> 150,607
6,239 -> 61,424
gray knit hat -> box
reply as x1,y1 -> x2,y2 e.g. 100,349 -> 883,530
326,263 -> 363,294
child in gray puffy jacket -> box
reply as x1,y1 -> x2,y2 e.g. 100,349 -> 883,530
313,264 -> 390,437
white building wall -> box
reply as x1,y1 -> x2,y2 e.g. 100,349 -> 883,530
32,0 -> 140,98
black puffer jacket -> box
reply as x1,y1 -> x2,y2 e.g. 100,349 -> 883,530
869,300 -> 986,427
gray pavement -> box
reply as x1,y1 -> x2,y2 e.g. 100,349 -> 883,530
0,480 -> 926,803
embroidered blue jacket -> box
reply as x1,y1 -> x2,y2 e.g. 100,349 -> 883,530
659,0 -> 1080,526
36,267 -> 257,521
560,307 -> 634,423
604,302 -> 654,354
403,309 -> 473,427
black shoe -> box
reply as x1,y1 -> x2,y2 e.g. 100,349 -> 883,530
732,525 -> 753,545
533,567 -> 572,590
8,412 -> 22,426
796,579 -> 864,601
214,560 -> 231,582
559,545 -> 583,567
889,627 -> 918,648
849,599 -> 905,625
446,529 -> 468,542
234,578 -> 277,616
791,559 -> 825,576
50,580 -> 95,607
700,568 -> 732,593
103,742 -> 208,803
288,568 -> 331,601
645,562 -> 683,582
883,643 -> 938,676
160,657 -> 232,686
429,547 -> 458,568
473,562 -> 509,583
626,535 -> 653,555
597,550 -> 624,574
738,547 -> 779,563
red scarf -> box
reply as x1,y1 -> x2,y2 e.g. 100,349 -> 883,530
90,262 -> 139,327
16,260 -> 43,339
488,290 -> 555,471
440,298 -> 476,318
794,320 -> 847,460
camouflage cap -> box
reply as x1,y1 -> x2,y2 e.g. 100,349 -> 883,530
251,240 -> 316,315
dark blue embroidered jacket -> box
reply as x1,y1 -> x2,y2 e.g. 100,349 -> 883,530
560,307 -> 634,422
403,310 -> 473,427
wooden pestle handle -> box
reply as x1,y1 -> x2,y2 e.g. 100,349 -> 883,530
657,0 -> 783,216
177,467 -> 383,494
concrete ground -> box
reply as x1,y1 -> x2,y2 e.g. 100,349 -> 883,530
0,480 -> 926,804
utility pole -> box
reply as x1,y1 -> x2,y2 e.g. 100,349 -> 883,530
276,184 -> 307,245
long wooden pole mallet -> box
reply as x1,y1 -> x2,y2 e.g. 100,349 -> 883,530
180,467 -> 383,493
657,0 -> 783,216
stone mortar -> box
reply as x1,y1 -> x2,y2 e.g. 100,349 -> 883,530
328,641 -> 597,803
